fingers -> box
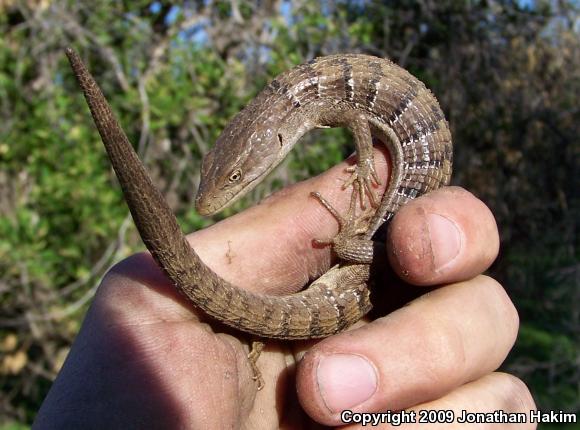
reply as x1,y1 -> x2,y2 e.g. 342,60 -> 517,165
342,373 -> 536,429
387,186 -> 499,286
296,276 -> 520,426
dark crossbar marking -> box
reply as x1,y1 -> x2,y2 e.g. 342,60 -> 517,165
366,61 -> 383,107
387,81 -> 420,125
339,57 -> 354,101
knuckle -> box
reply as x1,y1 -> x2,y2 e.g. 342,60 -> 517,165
432,324 -> 467,379
411,313 -> 468,384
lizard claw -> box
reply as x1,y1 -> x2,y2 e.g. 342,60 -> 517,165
343,159 -> 381,209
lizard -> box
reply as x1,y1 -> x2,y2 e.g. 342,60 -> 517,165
65,48 -> 452,385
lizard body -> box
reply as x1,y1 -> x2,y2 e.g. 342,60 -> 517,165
66,50 -> 452,340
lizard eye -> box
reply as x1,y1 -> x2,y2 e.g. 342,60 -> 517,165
228,169 -> 242,183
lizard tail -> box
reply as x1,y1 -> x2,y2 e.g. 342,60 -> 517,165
65,47 -> 226,304
65,48 -> 207,283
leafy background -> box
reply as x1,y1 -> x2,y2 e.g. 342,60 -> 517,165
0,0 -> 578,427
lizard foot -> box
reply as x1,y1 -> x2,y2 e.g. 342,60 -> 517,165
248,340 -> 265,391
343,157 -> 381,209
311,191 -> 375,264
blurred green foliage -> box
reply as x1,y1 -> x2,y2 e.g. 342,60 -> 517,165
0,0 -> 578,425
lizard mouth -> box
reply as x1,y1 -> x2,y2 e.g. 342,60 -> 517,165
195,193 -> 229,216
195,187 -> 246,216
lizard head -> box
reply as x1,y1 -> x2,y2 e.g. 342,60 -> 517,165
195,116 -> 292,216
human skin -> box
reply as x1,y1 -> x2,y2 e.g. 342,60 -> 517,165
34,147 -> 536,428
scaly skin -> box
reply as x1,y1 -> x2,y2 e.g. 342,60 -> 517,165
65,49 -> 452,340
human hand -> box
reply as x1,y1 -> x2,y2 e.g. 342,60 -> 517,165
34,147 -> 536,428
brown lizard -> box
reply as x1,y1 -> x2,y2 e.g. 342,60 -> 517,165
65,49 -> 452,382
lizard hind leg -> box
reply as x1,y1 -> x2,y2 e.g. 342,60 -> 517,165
311,191 -> 375,264
341,112 -> 382,209
248,340 -> 265,390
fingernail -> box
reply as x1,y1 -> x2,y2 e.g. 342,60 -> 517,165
427,213 -> 462,271
317,354 -> 377,412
